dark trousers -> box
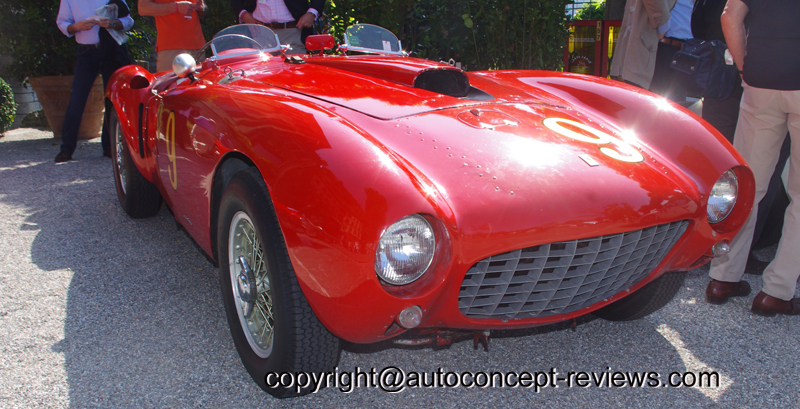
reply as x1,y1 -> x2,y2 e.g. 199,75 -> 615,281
60,46 -> 118,154
702,77 -> 744,142
649,41 -> 692,103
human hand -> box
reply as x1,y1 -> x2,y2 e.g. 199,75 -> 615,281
176,1 -> 200,15
241,12 -> 258,24
94,17 -> 112,28
74,19 -> 97,32
296,12 -> 315,29
195,0 -> 207,18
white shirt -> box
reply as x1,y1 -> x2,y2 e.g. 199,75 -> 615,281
56,0 -> 134,45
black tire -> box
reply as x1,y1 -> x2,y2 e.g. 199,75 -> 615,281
217,167 -> 341,398
110,108 -> 161,218
593,271 -> 687,321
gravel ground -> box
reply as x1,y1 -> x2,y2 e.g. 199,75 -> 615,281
1,128 -> 797,408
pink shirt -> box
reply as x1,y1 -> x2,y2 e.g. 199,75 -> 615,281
253,0 -> 294,23
238,0 -> 319,23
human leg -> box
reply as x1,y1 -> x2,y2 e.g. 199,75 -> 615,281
275,28 -> 306,54
649,42 -> 687,103
156,49 -> 202,73
760,89 -> 800,301
59,47 -> 102,158
708,85 -> 788,284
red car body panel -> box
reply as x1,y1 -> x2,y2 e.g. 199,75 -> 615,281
107,50 -> 754,343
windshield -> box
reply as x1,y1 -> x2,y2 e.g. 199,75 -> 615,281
210,24 -> 281,58
343,24 -> 404,55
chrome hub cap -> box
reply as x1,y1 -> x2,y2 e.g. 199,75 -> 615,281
114,121 -> 126,194
237,255 -> 257,317
228,212 -> 274,358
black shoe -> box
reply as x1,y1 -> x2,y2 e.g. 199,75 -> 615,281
54,150 -> 72,163
103,148 -> 111,158
744,254 -> 770,275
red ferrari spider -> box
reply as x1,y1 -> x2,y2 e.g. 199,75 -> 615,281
106,24 -> 754,397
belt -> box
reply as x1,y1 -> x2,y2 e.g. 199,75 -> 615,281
659,37 -> 685,47
78,43 -> 101,49
258,20 -> 297,29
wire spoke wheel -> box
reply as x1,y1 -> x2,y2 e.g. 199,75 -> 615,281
229,211 -> 275,358
109,108 -> 161,218
114,120 -> 127,195
218,168 -> 341,397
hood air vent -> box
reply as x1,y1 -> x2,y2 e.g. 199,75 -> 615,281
414,69 -> 470,98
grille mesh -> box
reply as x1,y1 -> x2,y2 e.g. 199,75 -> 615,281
458,221 -> 689,319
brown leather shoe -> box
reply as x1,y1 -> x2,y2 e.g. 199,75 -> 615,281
751,291 -> 800,317
706,279 -> 751,305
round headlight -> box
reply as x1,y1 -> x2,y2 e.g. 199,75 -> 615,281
375,215 -> 435,285
708,169 -> 738,223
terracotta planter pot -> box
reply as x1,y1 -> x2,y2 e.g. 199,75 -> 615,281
28,75 -> 104,140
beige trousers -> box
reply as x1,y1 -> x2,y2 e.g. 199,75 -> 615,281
273,28 -> 306,55
156,49 -> 203,73
709,83 -> 800,301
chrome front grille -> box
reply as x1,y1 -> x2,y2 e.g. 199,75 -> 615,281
458,221 -> 689,319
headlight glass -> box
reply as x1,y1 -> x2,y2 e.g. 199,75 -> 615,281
375,215 -> 436,285
707,169 -> 738,223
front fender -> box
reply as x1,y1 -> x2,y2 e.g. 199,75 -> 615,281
200,86 -> 452,342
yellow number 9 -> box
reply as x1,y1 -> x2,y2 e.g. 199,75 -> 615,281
165,111 -> 177,189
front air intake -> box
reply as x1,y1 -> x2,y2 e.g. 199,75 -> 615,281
458,221 -> 689,319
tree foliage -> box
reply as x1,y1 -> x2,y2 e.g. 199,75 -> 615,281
0,0 -> 77,82
0,0 -> 156,82
574,0 -> 606,21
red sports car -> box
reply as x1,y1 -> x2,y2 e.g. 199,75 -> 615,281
106,24 -> 754,397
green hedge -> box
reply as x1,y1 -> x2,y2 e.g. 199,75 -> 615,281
325,0 -> 571,71
200,0 -> 570,71
0,77 -> 16,135
0,0 -> 569,81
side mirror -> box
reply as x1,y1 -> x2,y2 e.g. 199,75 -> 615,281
172,53 -> 197,81
305,34 -> 336,53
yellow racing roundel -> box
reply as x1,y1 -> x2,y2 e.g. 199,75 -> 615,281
542,117 -> 644,163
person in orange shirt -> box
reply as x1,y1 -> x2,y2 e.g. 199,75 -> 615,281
138,0 -> 207,72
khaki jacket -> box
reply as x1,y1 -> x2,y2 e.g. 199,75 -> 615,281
610,0 -> 678,89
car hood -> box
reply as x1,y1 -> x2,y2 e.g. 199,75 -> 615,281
243,55 -> 512,119
238,56 -> 742,250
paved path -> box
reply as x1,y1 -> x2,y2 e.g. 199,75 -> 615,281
0,128 -> 797,408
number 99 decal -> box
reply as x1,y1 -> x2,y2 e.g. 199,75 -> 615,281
542,118 -> 644,163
